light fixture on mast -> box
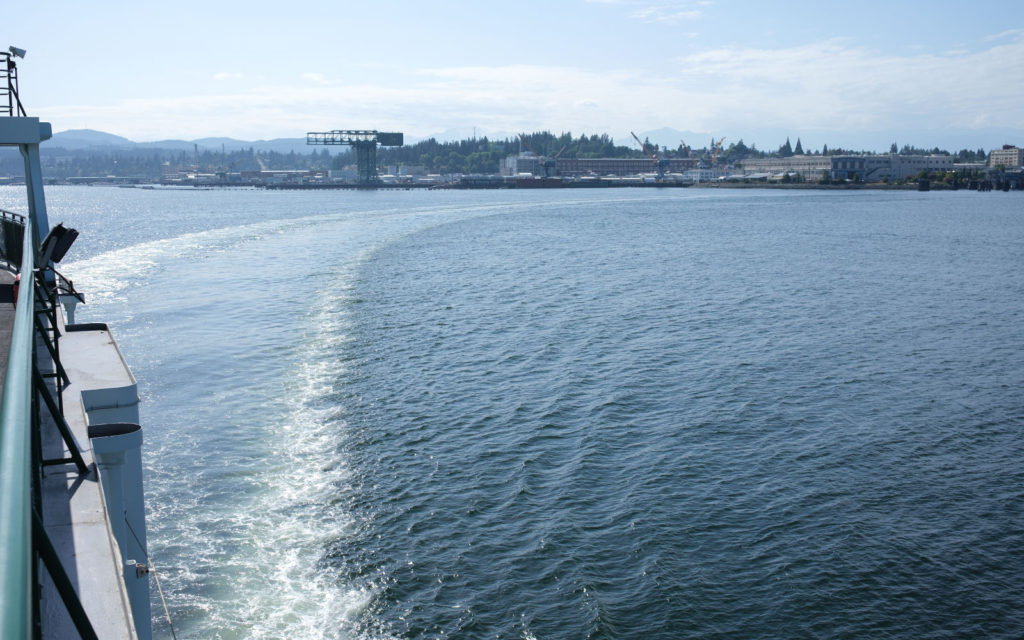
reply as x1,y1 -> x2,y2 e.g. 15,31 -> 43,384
3,45 -> 28,116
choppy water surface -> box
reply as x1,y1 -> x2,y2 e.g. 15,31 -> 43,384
6,186 -> 1023,638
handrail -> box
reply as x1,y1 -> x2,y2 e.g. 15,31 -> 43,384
54,269 -> 84,304
0,217 -> 34,638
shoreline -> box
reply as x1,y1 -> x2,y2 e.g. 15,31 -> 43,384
4,180 -> 1017,193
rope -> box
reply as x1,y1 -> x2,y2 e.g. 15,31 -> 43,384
125,517 -> 178,640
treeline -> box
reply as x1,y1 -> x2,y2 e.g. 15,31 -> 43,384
720,138 -> 988,164
373,132 -> 647,175
376,133 -> 990,173
0,132 -> 993,179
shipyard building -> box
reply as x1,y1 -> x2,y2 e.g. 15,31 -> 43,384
501,153 -> 696,177
500,147 -> 1017,184
989,145 -> 1023,169
738,154 -> 957,181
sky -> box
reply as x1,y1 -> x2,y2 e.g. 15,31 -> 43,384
6,0 -> 1024,152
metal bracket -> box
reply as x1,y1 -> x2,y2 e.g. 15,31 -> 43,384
32,510 -> 100,640
33,368 -> 88,474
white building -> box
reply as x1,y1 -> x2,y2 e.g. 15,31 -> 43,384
739,154 -> 956,182
888,154 -> 955,180
682,167 -> 725,183
990,146 -> 1023,169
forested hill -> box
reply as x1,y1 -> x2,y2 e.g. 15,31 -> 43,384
0,131 -> 652,179
377,134 -> 987,175
377,132 -> 647,174
0,130 -> 990,180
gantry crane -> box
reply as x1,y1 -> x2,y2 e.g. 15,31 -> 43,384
307,130 -> 404,185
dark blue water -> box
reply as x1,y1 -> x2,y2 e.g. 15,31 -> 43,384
4,186 -> 1021,639
335,192 -> 1024,639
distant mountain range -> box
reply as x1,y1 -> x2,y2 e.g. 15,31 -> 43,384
47,127 -> 721,156
49,129 -> 315,155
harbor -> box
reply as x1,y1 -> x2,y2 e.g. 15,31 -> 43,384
20,183 -> 1022,639
3,2 -> 1024,635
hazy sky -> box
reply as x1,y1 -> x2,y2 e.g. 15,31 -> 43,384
6,0 -> 1023,150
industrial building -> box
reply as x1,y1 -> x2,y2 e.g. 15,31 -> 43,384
736,155 -> 832,181
501,153 -> 696,177
738,154 -> 957,182
990,145 -> 1023,169
501,150 -> 977,183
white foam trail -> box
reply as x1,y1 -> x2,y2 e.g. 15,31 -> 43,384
62,197 -> 636,638
59,195 -> 615,306
219,251 -> 404,639
61,218 -> 298,307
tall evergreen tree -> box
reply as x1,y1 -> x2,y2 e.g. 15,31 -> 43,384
779,138 -> 793,157
793,138 -> 804,155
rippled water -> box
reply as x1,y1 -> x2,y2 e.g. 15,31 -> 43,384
4,186 -> 1022,639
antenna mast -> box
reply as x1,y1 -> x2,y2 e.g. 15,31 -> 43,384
1,46 -> 28,116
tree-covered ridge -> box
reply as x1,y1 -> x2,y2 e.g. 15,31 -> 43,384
376,132 -> 988,174
0,131 -> 995,179
373,132 -> 650,174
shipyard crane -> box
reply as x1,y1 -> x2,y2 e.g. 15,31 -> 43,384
517,133 -> 561,177
711,137 -> 725,166
306,130 -> 404,185
631,131 -> 669,180
542,144 -> 569,177
517,133 -> 541,157
516,132 -> 540,173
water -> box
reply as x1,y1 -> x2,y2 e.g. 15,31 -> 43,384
3,186 -> 1023,638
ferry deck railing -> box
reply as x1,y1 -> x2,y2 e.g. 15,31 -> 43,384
0,213 -> 37,638
0,212 -> 99,639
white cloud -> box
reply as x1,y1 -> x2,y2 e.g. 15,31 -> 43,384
984,28 -> 1024,42
630,7 -> 701,23
301,73 -> 329,85
665,36 -> 1024,132
213,72 -> 243,80
591,0 -> 706,24
35,35 -> 1024,145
